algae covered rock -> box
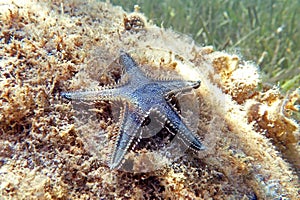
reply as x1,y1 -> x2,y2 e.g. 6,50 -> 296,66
0,0 -> 299,199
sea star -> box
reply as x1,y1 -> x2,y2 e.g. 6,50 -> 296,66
61,52 -> 205,170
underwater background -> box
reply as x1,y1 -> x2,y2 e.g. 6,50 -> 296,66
108,0 -> 300,92
1,0 -> 299,199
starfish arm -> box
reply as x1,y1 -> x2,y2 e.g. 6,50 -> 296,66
119,52 -> 145,76
61,86 -> 127,101
160,103 -> 205,151
158,80 -> 201,94
110,102 -> 146,169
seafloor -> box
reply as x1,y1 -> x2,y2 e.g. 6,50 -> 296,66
0,0 -> 299,199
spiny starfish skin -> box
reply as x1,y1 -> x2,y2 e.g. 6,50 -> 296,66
61,52 -> 205,170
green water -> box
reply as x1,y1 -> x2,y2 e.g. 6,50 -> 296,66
107,0 -> 300,92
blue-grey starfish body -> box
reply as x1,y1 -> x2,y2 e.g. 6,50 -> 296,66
62,52 -> 205,169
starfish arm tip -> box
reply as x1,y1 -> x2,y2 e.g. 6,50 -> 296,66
199,144 -> 206,150
109,148 -> 127,170
109,163 -> 118,170
194,80 -> 201,89
190,138 -> 206,151
61,92 -> 72,100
